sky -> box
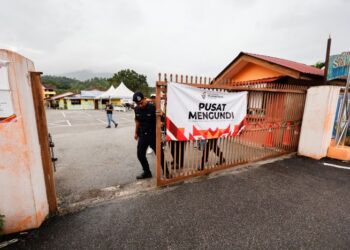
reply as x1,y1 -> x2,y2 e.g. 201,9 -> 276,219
1,0 -> 349,86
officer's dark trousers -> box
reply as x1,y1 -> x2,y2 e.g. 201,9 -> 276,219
137,133 -> 169,177
137,134 -> 156,174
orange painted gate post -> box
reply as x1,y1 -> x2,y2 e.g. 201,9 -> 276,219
30,72 -> 58,214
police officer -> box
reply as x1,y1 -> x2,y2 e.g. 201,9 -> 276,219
133,91 -> 158,179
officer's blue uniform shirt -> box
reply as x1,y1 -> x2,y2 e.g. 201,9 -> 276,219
134,102 -> 156,136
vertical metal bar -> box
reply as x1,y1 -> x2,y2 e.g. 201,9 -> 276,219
223,136 -> 228,166
155,81 -> 162,185
187,141 -> 191,175
198,139 -> 202,171
230,135 -> 234,165
187,141 -> 191,173
324,36 -> 332,84
190,140 -> 194,174
237,133 -> 241,164
194,140 -> 198,173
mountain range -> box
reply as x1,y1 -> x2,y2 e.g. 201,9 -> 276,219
59,70 -> 113,81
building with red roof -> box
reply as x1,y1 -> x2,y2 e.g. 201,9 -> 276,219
213,52 -> 326,86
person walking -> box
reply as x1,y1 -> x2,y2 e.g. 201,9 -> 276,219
133,91 -> 168,179
133,92 -> 156,179
105,101 -> 118,128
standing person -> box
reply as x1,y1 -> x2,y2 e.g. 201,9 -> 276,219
105,101 -> 118,128
133,91 -> 168,179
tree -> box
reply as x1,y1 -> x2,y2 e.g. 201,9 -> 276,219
314,61 -> 325,69
41,75 -> 111,94
108,69 -> 150,96
82,77 -> 110,90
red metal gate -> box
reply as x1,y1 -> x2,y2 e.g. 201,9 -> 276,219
155,74 -> 307,186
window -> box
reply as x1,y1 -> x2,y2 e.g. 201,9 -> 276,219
248,92 -> 265,117
71,99 -> 81,105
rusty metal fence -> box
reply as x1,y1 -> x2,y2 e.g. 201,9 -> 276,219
155,74 -> 307,186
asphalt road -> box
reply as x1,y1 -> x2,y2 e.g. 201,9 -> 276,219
46,109 -> 156,205
5,156 -> 350,249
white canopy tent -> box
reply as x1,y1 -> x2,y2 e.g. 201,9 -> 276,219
114,82 -> 134,103
96,85 -> 117,99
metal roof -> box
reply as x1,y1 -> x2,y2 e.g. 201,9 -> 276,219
246,53 -> 324,76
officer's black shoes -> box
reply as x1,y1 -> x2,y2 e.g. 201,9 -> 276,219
136,172 -> 152,179
106,126 -> 111,128
115,123 -> 118,128
165,172 -> 171,179
216,157 -> 226,166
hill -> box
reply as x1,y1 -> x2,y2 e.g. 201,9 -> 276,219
59,70 -> 113,81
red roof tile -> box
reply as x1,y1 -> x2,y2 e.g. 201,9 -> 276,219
246,53 -> 324,76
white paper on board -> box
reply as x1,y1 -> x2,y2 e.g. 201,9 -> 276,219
0,61 -> 10,90
0,91 -> 14,118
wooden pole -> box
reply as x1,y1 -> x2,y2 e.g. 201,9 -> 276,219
324,35 -> 332,84
30,72 -> 58,214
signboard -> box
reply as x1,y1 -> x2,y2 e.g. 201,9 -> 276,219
327,51 -> 350,80
0,62 -> 15,121
166,82 -> 247,141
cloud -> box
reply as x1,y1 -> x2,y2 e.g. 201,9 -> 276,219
1,0 -> 349,85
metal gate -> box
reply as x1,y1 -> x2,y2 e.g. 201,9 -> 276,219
155,74 -> 307,186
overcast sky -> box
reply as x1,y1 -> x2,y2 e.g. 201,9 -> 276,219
1,0 -> 349,85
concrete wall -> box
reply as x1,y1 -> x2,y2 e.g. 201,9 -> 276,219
298,86 -> 341,159
58,99 -> 65,109
0,50 -> 48,234
66,99 -> 95,110
81,99 -> 94,109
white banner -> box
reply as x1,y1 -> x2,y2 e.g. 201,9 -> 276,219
166,82 -> 247,141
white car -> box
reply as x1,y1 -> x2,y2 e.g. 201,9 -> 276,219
114,105 -> 127,112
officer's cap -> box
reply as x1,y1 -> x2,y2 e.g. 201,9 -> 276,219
133,91 -> 144,103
